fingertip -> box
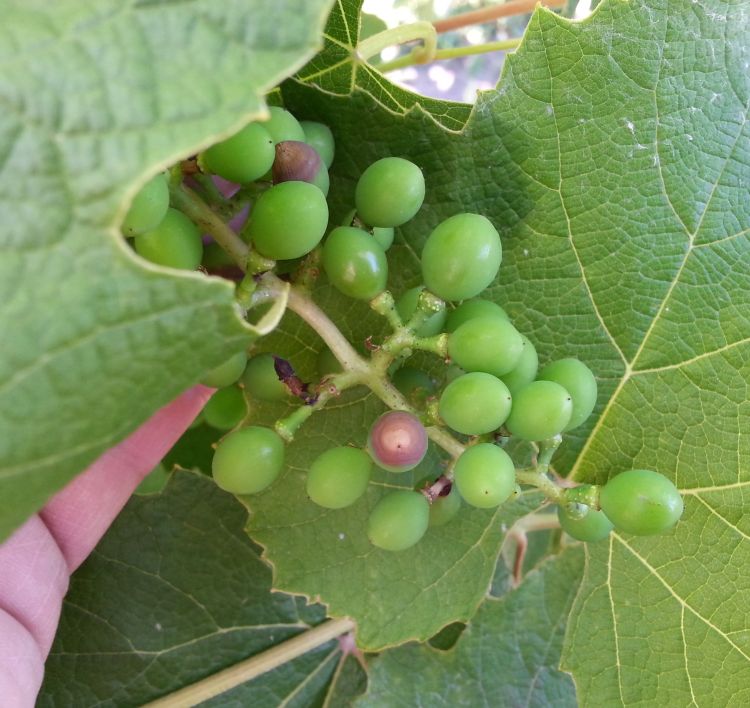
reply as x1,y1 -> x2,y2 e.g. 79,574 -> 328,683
40,386 -> 213,572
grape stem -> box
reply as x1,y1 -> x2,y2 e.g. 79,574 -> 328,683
176,188 -> 572,503
375,38 -> 522,74
357,21 -> 437,65
275,370 -> 362,442
170,183 -> 249,267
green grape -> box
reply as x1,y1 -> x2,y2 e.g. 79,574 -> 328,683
538,358 -> 597,431
134,463 -> 170,496
426,483 -> 461,526
122,172 -> 169,236
242,353 -> 289,402
203,386 -> 247,430
421,213 -> 502,301
200,122 -> 275,183
453,444 -> 516,509
322,226 -> 388,300
438,372 -> 512,435
391,366 -> 435,407
201,351 -> 247,388
445,298 -> 508,333
134,208 -> 203,270
505,381 -> 572,441
396,286 -> 447,336
300,120 -> 335,168
212,426 -> 285,495
317,347 -> 342,377
367,490 -> 430,551
262,106 -> 306,144
557,504 -> 614,542
372,226 -> 394,250
355,157 -> 425,227
247,181 -> 328,260
448,317 -> 524,377
599,469 -> 683,536
202,241 -> 235,269
444,363 -> 465,384
306,446 -> 372,509
342,209 -> 394,249
499,334 -> 538,395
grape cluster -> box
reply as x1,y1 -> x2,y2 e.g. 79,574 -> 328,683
123,101 -> 683,553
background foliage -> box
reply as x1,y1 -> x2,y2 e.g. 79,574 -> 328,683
7,0 -> 749,704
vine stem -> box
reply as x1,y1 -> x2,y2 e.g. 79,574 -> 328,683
170,183 -> 249,267
142,618 -> 355,708
375,38 -> 522,73
270,273 -> 467,460
357,21 -> 437,63
432,0 -> 567,33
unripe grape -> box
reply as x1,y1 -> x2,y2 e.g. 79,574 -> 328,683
272,141 -> 329,195
203,386 -> 247,430
134,208 -> 203,270
557,504 -> 613,542
448,317 -> 524,378
201,350 -> 247,388
247,181 -> 328,260
445,299 -> 508,333
372,226 -> 394,250
431,491 -> 461,526
122,172 -> 169,236
306,447 -> 372,509
212,426 -> 285,495
391,366 -> 435,407
499,334 -> 538,395
416,480 -> 461,526
355,157 -> 425,227
342,209 -> 393,249
396,286 -> 447,337
367,410 -> 428,473
538,358 -> 597,431
322,226 -> 388,300
505,381 -> 572,441
421,213 -> 502,301
453,444 -> 516,509
262,106 -> 306,144
599,469 -> 683,536
367,490 -> 430,551
135,463 -> 170,496
242,353 -> 289,402
438,372 -> 512,435
300,120 -> 335,168
200,122 -> 275,183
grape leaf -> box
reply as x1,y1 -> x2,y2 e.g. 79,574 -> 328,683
0,0 -> 334,542
359,547 -> 583,707
39,471 -> 346,706
242,0 -> 749,696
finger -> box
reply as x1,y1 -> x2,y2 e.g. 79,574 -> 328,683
40,384 -> 213,572
0,610 -> 45,708
0,386 -> 213,707
0,515 -> 68,657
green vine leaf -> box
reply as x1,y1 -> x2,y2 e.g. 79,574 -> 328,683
0,0 -> 334,542
238,0 -> 749,695
39,472 -> 348,706
359,547 -> 583,707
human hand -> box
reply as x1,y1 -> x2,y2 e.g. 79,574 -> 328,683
0,386 -> 213,706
